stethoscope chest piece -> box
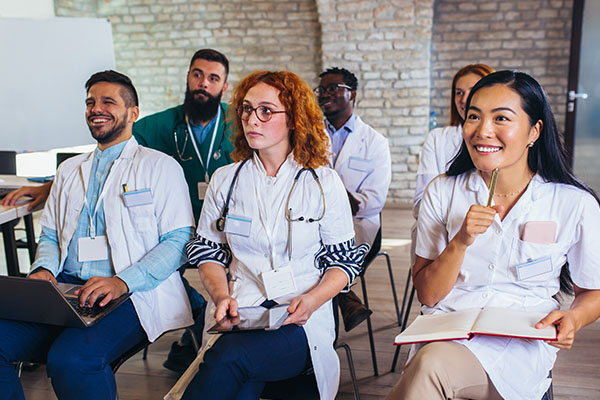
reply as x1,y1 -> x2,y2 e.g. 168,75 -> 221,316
213,149 -> 222,160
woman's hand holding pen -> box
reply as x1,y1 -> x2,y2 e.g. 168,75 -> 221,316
454,204 -> 501,248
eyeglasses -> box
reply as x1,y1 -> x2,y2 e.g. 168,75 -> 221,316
313,84 -> 352,96
237,104 -> 286,122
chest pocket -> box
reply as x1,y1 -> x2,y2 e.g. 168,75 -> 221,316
127,204 -> 156,233
508,237 -> 565,284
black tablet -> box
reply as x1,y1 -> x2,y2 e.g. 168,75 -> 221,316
207,304 -> 290,334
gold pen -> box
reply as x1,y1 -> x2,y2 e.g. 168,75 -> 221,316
486,168 -> 498,207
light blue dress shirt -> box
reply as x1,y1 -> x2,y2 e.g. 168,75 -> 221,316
32,139 -> 192,292
325,114 -> 356,164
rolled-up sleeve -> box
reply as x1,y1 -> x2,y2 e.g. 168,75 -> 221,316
315,238 -> 369,290
185,235 -> 232,268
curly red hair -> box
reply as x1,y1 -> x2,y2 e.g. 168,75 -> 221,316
229,70 -> 330,169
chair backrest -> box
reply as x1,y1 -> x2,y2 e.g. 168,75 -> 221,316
56,152 -> 81,169
361,226 -> 382,275
0,150 -> 17,174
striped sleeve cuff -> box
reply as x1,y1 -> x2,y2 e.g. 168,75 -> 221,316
314,239 -> 370,289
185,235 -> 232,268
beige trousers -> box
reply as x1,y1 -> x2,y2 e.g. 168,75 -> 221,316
386,342 -> 504,400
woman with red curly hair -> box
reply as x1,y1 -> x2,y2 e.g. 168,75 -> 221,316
181,70 -> 369,400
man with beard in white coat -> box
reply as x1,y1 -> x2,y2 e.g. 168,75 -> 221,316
315,67 -> 391,331
0,70 -> 193,400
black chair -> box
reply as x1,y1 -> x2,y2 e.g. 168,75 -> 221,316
0,150 -> 37,276
351,220 -> 402,377
261,294 -> 360,400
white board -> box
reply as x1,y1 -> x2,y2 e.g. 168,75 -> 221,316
0,17 -> 115,152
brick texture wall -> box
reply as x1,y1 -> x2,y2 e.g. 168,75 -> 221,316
430,0 -> 573,134
316,0 -> 433,204
54,0 -> 573,205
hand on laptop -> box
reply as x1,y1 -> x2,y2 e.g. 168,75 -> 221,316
29,268 -> 57,286
75,276 -> 129,308
1,182 -> 52,211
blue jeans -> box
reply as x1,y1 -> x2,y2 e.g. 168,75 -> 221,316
182,324 -> 310,400
0,273 -> 146,400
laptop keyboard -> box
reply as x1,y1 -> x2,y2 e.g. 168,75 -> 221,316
0,187 -> 13,198
66,297 -> 106,318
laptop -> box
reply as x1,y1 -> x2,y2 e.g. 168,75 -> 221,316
0,275 -> 131,328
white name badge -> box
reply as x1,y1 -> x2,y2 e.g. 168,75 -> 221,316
78,235 -> 109,262
262,265 -> 297,300
348,156 -> 371,172
198,182 -> 209,200
123,189 -> 153,207
224,215 -> 252,237
516,257 -> 553,281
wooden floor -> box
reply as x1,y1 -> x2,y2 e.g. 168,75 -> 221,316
11,207 -> 600,399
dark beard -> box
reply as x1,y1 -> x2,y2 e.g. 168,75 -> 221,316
88,113 -> 128,145
183,88 -> 222,124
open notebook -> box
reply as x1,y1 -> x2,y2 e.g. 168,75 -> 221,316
394,307 -> 558,345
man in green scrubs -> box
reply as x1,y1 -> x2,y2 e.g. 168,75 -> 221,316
133,49 -> 234,373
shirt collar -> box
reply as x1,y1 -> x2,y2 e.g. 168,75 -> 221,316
325,113 -> 356,135
94,139 -> 128,161
252,151 -> 297,178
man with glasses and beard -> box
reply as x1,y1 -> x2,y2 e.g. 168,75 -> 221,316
132,48 -> 233,374
2,49 -> 234,375
315,67 -> 391,332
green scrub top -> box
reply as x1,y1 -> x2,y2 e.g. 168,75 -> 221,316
132,103 -> 234,222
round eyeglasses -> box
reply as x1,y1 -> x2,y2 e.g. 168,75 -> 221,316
313,84 -> 352,96
237,104 -> 286,123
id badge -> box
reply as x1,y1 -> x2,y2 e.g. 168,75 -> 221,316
78,236 -> 109,262
198,182 -> 209,200
516,257 -> 553,280
262,265 -> 297,300
224,215 -> 252,237
348,156 -> 371,172
123,189 -> 153,207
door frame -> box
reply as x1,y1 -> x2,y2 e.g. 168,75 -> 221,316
564,0 -> 585,167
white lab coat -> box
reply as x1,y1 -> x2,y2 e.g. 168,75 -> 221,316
40,137 -> 194,341
413,125 -> 463,216
329,115 -> 391,246
196,153 -> 357,400
416,171 -> 600,400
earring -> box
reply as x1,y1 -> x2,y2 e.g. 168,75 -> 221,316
528,142 -> 534,148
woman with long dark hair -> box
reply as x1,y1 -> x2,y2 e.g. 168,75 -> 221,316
388,71 -> 600,400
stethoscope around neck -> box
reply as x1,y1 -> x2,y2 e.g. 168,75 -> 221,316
216,158 -> 326,232
174,105 -> 225,163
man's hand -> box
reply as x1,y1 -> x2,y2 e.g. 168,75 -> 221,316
28,268 -> 57,286
1,183 -> 52,211
74,276 -> 129,307
283,293 -> 319,326
346,191 -> 360,216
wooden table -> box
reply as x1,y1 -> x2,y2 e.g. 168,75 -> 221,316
0,175 -> 42,276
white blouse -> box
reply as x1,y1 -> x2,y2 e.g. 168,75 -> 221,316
413,125 -> 463,216
416,170 -> 600,400
187,153 -> 368,400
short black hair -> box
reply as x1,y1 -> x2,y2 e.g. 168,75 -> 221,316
319,67 -> 358,91
85,70 -> 139,107
189,48 -> 229,80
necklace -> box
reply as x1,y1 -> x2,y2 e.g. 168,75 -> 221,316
494,173 -> 534,198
